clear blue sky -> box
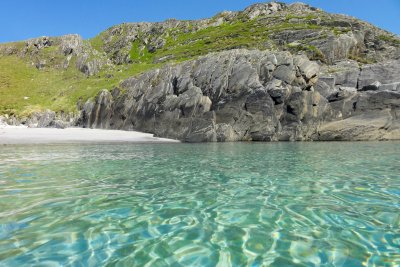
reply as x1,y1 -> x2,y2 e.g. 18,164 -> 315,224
0,0 -> 399,43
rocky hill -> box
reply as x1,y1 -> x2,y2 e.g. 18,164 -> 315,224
1,2 -> 399,141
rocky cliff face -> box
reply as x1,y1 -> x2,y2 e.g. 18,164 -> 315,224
1,1 -> 400,141
79,50 -> 400,141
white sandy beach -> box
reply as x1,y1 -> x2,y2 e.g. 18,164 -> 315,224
0,126 -> 179,144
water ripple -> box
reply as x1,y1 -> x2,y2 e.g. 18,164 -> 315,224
0,142 -> 399,266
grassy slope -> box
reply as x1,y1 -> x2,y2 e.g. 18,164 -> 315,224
126,18 -> 324,64
0,54 -> 159,115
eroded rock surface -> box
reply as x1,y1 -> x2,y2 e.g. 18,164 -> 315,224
79,50 -> 400,141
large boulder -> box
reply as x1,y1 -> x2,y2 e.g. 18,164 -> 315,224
358,60 -> 400,89
243,2 -> 285,19
318,110 -> 400,141
60,34 -> 84,56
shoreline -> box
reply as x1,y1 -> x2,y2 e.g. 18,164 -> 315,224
0,127 -> 180,144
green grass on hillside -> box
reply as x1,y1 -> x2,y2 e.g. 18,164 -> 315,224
127,19 -> 325,64
130,39 -> 154,63
378,34 -> 400,47
0,55 -> 160,116
89,33 -> 105,52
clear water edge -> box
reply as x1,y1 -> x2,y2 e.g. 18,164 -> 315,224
0,142 -> 399,266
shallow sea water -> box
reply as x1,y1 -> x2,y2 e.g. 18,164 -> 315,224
0,142 -> 399,266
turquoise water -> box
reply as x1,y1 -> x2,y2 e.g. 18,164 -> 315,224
0,142 -> 399,266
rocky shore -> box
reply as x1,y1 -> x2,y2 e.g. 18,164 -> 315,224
78,50 -> 400,142
1,2 -> 399,142
3,52 -> 399,142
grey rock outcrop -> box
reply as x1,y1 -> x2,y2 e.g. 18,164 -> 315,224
59,34 -> 109,76
1,111 -> 78,129
243,2 -> 285,19
79,49 -> 400,141
318,110 -> 400,141
0,34 -> 109,76
358,59 -> 400,89
60,34 -> 84,56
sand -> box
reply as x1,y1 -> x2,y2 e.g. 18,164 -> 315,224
0,126 -> 180,144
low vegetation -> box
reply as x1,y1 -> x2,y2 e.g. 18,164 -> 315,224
378,34 -> 400,47
0,55 -> 160,115
287,43 -> 325,61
